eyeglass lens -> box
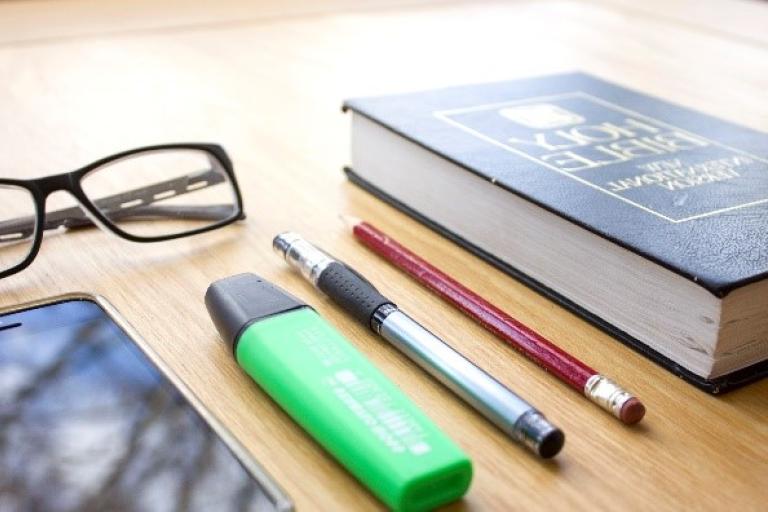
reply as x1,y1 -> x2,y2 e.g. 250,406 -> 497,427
80,149 -> 238,239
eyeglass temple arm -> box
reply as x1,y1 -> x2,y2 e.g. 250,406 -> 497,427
0,168 -> 236,238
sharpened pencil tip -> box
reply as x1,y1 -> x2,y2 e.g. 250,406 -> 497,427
339,214 -> 362,230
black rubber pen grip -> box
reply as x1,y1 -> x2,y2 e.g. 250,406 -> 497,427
317,262 -> 394,328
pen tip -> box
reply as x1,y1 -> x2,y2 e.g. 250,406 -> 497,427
619,397 -> 646,425
339,214 -> 363,230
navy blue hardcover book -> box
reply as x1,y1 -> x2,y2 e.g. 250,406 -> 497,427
343,72 -> 768,393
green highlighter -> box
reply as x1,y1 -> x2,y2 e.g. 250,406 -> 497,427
205,273 -> 472,512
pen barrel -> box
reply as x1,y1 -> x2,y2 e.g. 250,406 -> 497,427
377,309 -> 563,457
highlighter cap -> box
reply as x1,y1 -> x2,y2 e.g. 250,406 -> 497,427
205,273 -> 306,351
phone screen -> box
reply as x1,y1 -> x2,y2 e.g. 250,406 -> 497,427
0,298 -> 284,512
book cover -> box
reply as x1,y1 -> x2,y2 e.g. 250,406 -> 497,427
343,72 -> 768,392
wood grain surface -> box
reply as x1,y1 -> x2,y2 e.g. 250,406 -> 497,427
0,0 -> 766,510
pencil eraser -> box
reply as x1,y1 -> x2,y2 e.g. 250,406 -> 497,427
619,397 -> 646,424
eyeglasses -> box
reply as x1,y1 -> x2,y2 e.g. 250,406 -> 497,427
0,143 -> 244,279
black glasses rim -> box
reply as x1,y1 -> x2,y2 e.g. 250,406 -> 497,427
75,143 -> 244,242
0,142 -> 244,279
0,198 -> 44,280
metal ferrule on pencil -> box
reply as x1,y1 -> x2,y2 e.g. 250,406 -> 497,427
584,375 -> 636,419
273,231 -> 565,458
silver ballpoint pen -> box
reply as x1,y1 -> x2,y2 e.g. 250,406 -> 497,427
273,232 -> 564,458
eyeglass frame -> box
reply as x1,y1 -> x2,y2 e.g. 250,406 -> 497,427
0,142 -> 245,279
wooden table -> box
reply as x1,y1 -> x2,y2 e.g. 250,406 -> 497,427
1,0 -> 766,510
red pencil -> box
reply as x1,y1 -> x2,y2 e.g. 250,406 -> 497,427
348,218 -> 645,425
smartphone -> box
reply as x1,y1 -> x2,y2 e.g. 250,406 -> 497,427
0,294 -> 293,512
